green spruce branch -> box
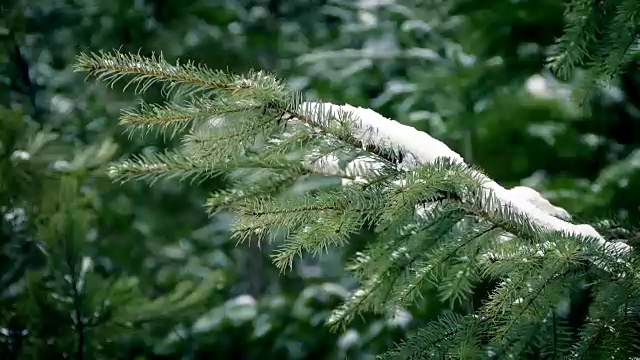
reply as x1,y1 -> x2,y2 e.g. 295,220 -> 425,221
548,0 -> 640,104
75,49 -> 640,359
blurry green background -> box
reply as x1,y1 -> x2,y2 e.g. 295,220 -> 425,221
2,0 -> 640,359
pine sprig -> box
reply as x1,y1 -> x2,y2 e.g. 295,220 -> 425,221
548,0 -> 640,101
381,312 -> 473,359
119,98 -> 265,139
547,0 -> 601,81
74,50 -> 288,100
107,151 -> 217,185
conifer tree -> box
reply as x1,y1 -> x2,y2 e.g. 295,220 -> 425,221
0,105 -> 222,358
74,50 -> 640,359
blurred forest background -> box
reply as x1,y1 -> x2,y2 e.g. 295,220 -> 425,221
2,0 -> 640,359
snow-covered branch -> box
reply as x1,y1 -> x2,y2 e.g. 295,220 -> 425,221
298,102 -> 630,256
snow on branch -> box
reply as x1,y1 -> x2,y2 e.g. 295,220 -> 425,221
298,102 -> 630,255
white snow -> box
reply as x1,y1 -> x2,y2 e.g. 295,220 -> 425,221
297,102 -> 630,256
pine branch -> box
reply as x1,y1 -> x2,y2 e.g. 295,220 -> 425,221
548,0 -> 640,99
547,0 -> 601,80
76,51 -> 640,357
381,312 -> 473,359
106,151 -> 215,185
77,51 -> 631,267
74,50 -> 288,99
295,102 -> 630,257
119,98 -> 264,139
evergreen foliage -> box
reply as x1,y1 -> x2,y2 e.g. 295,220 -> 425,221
0,104 -> 222,358
294,0 -> 640,223
547,0 -> 640,102
4,1 -> 418,358
75,50 -> 640,359
6,0 -> 640,358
